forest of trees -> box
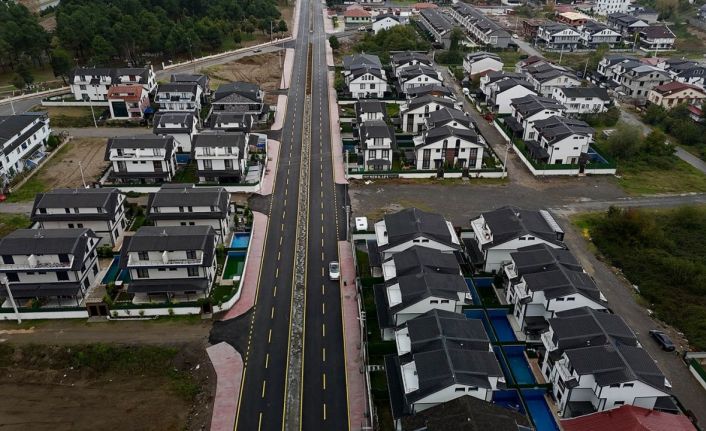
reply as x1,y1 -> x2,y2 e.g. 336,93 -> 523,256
0,0 -> 286,86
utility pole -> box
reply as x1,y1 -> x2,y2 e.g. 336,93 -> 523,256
10,98 -> 15,115
2,276 -> 21,324
583,57 -> 589,79
79,161 -> 87,188
503,143 -> 510,179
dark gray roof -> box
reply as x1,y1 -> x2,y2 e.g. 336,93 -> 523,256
147,185 -> 230,220
209,112 -> 254,131
383,208 -> 459,250
484,70 -> 525,84
556,86 -> 611,100
533,115 -> 594,144
212,81 -> 262,104
106,135 -> 174,150
565,344 -> 668,391
398,64 -> 439,81
343,53 -> 382,71
359,120 -> 395,145
465,51 -> 502,63
392,273 -> 468,312
583,21 -> 611,34
375,13 -> 400,23
0,228 -> 97,271
409,348 -> 503,402
540,22 -> 577,35
355,100 -> 386,117
510,243 -> 581,276
495,78 -> 535,93
420,8 -> 454,34
426,107 -> 474,129
0,113 -> 47,153
406,94 -> 455,112
511,94 -> 565,117
451,3 -> 510,39
608,13 -> 644,26
405,84 -> 453,99
156,82 -> 198,94
193,130 -> 247,150
549,307 -> 638,353
475,206 -> 564,249
521,264 -> 602,301
120,226 -> 216,270
421,125 -> 479,148
405,309 -> 490,353
349,65 -> 384,80
153,112 -> 196,134
31,188 -> 121,222
391,51 -> 432,68
170,73 -> 209,92
389,246 -> 460,278
399,395 -> 530,431
640,25 -> 675,39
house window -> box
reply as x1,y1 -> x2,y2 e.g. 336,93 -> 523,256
623,383 -> 634,388
556,297 -> 565,301
186,250 -> 197,259
430,299 -> 439,304
455,388 -> 465,392
137,268 -> 149,278
609,383 -> 621,388
2,255 -> 14,264
6,273 -> 19,282
138,251 -> 149,260
187,267 -> 199,276
614,401 -> 625,406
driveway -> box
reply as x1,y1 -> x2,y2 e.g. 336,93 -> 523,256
439,67 -> 539,187
514,37 -> 542,58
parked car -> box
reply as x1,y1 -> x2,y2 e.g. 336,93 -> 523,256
649,330 -> 676,351
253,48 -> 262,53
328,261 -> 340,281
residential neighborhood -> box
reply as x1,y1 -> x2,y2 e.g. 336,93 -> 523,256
2,0 -> 706,430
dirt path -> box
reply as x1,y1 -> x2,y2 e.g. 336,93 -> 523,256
0,318 -> 211,345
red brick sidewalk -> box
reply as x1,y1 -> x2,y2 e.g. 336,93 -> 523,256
207,342 -> 243,431
223,211 -> 268,320
259,140 -> 280,196
338,241 -> 369,430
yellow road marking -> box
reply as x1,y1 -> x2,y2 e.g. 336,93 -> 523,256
322,323 -> 326,337
262,380 -> 267,398
268,329 -> 272,343
273,285 -> 277,296
323,373 -> 327,390
258,412 -> 263,430
322,302 -> 325,315
271,306 -> 275,319
322,347 -> 326,362
323,403 -> 327,420
265,353 -> 270,369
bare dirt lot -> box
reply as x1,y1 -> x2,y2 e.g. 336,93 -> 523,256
204,53 -> 283,104
0,320 -> 214,431
39,137 -> 108,188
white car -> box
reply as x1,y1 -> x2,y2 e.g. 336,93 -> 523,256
328,261 -> 340,281
512,34 -> 519,39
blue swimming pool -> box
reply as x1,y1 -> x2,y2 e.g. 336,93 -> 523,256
487,308 -> 517,342
465,278 -> 481,305
230,232 -> 250,249
522,389 -> 560,431
101,256 -> 121,284
492,389 -> 525,415
504,345 -> 536,385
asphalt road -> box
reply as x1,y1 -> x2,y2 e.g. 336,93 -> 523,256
229,6 -> 309,431
301,0 -> 349,429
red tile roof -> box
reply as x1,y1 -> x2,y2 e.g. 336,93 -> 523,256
107,85 -> 145,102
345,5 -> 371,17
651,81 -> 706,97
562,406 -> 697,431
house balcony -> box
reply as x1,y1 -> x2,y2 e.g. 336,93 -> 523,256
512,282 -> 531,304
470,217 -> 493,246
127,255 -> 202,267
503,263 -> 517,280
541,330 -> 557,352
2,259 -> 73,271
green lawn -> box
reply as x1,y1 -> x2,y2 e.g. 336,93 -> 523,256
572,206 -> 706,350
0,64 -> 57,90
0,213 -> 30,237
5,176 -> 47,203
385,103 -> 400,119
173,162 -> 198,183
497,50 -> 525,70
616,159 -> 706,195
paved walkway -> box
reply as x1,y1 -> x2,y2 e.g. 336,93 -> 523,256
223,211 -> 268,320
259,140 -> 280,196
338,241 -> 368,430
0,201 -> 33,214
207,342 -> 243,431
326,40 -> 347,185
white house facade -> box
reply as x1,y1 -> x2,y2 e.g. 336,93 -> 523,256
105,135 -> 177,184
0,112 -> 50,186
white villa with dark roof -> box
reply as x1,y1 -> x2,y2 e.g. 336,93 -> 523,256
354,100 -> 387,124
381,246 -> 461,282
551,87 -> 611,115
69,66 -> 156,102
193,130 -> 252,183
467,206 -> 565,273
462,52 -> 503,77
119,225 -> 217,302
105,135 -> 177,184
31,188 -> 128,247
541,307 -> 672,418
210,82 -> 266,118
152,111 -> 198,153
385,309 -> 504,425
503,244 -> 607,338
374,207 -> 461,261
507,95 -> 566,141
0,112 -> 51,186
343,54 -> 387,99
528,116 -> 594,165
155,82 -> 202,112
0,228 -> 101,307
390,52 -> 433,75
358,120 -> 396,172
413,125 -> 486,171
146,184 -> 233,243
397,64 -> 443,94
401,95 -> 456,133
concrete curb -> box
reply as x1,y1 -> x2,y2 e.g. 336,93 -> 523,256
207,342 -> 243,431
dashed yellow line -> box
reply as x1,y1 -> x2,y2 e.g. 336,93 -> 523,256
268,329 -> 272,343
261,380 -> 267,398
322,323 -> 326,337
322,373 -> 327,390
322,347 -> 326,362
265,353 -> 270,369
271,306 -> 275,319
